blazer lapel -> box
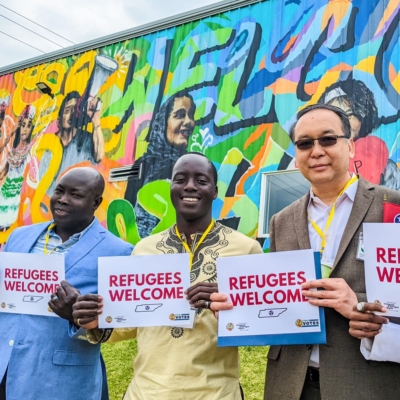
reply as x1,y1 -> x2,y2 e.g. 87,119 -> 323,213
17,222 -> 51,253
294,193 -> 312,250
65,219 -> 106,273
332,178 -> 375,271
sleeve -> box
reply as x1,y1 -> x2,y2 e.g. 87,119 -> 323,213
80,327 -> 138,344
360,322 -> 400,363
120,244 -> 134,256
68,322 -> 114,344
249,240 -> 263,254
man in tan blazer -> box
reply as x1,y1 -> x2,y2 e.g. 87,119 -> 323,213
212,104 -> 400,399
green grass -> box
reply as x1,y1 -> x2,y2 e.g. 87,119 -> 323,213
102,340 -> 267,400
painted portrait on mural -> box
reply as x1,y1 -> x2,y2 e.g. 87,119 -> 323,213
39,91 -> 105,196
125,92 -> 196,238
0,90 -> 13,185
0,105 -> 35,228
319,77 -> 400,190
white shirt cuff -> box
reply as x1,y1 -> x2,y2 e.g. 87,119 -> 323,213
360,322 -> 400,363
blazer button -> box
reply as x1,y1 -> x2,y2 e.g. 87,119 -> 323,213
9,340 -> 14,347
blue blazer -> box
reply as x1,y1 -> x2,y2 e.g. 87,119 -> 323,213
0,219 -> 133,400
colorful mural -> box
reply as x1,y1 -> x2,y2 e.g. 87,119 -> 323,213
0,0 -> 399,246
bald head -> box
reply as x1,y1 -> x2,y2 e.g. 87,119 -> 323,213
50,167 -> 105,236
59,167 -> 105,197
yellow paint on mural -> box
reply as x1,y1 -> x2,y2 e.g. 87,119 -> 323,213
224,148 -> 243,165
323,0 -> 351,31
391,73 -> 400,95
103,116 -> 123,153
375,0 -> 399,36
64,51 -> 97,96
354,56 -> 376,75
309,70 -> 342,105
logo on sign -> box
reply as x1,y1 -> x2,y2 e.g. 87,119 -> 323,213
226,322 -> 234,331
394,214 -> 400,223
105,316 -> 113,323
169,313 -> 189,321
295,319 -> 319,328
1,302 -> 5,309
384,302 -> 399,312
236,323 -> 250,331
374,299 -> 382,305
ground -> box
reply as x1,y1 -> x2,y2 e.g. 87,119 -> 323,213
102,340 -> 268,399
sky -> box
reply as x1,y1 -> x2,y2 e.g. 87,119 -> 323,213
0,0 -> 220,69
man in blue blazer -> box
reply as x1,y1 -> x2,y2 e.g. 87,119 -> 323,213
0,167 -> 133,400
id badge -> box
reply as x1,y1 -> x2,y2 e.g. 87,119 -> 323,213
356,232 -> 364,261
321,259 -> 333,279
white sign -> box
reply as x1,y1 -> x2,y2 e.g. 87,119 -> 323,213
217,250 -> 325,346
364,223 -> 400,317
0,252 -> 65,317
98,253 -> 192,328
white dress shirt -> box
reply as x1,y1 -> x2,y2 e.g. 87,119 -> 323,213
361,323 -> 400,363
307,177 -> 359,368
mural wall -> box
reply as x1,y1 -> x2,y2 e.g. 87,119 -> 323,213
0,0 -> 399,247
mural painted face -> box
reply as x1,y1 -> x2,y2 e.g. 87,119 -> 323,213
20,118 -> 33,142
61,98 -> 77,131
166,96 -> 195,147
328,98 -> 362,140
171,154 -> 217,222
294,109 -> 355,189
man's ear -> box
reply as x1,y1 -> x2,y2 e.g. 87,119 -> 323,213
213,185 -> 218,200
93,196 -> 103,211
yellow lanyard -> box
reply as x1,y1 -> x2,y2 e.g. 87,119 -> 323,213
175,220 -> 215,270
44,222 -> 57,255
308,175 -> 358,257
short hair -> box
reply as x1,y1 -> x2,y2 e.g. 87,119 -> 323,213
186,152 -> 218,185
289,103 -> 351,143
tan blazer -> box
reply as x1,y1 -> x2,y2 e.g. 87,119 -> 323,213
264,178 -> 400,400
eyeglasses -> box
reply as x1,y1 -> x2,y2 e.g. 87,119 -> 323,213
294,135 -> 348,150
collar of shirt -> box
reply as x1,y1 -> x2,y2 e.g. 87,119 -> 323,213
307,174 -> 358,209
31,218 -> 96,255
174,222 -> 218,251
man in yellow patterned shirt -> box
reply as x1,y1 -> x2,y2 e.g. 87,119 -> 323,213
72,152 -> 262,400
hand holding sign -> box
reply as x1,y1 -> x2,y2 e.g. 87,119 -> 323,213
48,280 -> 80,323
301,278 -> 358,319
349,302 -> 389,339
72,294 -> 103,329
185,282 -> 218,309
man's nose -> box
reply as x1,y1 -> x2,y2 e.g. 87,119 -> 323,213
310,141 -> 326,157
184,178 -> 197,191
57,194 -> 69,204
